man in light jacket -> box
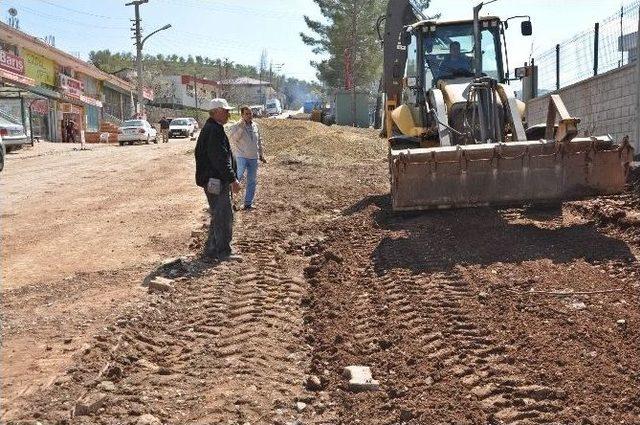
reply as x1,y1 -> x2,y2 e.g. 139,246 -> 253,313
228,106 -> 267,210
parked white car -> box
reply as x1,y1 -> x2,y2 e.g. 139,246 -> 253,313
0,115 -> 29,152
169,118 -> 196,139
265,99 -> 282,116
117,120 -> 158,145
187,117 -> 199,132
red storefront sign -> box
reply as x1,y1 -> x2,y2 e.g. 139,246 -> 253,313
31,99 -> 49,115
143,87 -> 154,101
0,50 -> 25,75
58,74 -> 85,97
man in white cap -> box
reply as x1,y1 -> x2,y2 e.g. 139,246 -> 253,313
195,98 -> 242,262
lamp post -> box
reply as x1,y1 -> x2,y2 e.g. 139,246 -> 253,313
126,0 -> 171,116
136,23 -> 171,116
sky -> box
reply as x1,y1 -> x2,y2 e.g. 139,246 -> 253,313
1,0 -> 635,83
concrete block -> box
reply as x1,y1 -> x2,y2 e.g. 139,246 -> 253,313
73,393 -> 107,416
343,366 -> 380,392
148,277 -> 174,293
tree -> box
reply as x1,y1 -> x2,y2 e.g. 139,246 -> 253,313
301,1 -> 379,90
301,0 -> 431,90
301,0 -> 431,124
258,49 -> 268,80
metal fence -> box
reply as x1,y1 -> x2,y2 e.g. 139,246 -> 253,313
533,1 -> 640,92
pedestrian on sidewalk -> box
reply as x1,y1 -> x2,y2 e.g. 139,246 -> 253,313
159,116 -> 170,143
65,119 -> 76,143
228,106 -> 266,210
195,98 -> 242,263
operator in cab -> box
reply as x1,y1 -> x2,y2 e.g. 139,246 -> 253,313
438,41 -> 472,78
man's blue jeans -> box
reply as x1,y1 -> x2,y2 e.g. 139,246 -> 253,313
236,157 -> 259,207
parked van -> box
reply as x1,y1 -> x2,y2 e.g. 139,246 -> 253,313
265,99 -> 282,116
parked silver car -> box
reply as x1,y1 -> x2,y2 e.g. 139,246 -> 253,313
0,116 -> 29,152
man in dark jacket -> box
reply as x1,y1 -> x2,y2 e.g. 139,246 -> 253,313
159,116 -> 170,143
195,98 -> 241,262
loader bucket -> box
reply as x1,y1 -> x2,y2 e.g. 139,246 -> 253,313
389,137 -> 634,211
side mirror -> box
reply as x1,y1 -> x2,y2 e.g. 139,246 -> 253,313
425,37 -> 434,53
521,21 -> 532,36
401,31 -> 412,47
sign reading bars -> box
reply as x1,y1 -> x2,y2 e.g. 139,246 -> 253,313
0,50 -> 25,75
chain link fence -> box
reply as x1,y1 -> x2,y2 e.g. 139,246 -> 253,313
533,1 -> 639,92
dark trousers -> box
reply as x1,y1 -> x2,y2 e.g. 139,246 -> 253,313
204,184 -> 233,258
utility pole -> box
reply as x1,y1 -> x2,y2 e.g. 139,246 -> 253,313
126,0 -> 149,117
193,74 -> 198,110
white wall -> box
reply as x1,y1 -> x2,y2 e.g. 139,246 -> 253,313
526,64 -> 639,152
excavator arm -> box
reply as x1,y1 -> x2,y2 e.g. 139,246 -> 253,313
382,0 -> 418,106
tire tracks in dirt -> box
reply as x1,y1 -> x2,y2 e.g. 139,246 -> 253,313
10,237 -> 309,424
306,202 -> 638,424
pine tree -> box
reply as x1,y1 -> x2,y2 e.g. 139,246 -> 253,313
301,0 -> 431,90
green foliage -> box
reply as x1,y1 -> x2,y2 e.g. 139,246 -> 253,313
301,0 -> 431,91
88,50 -> 320,109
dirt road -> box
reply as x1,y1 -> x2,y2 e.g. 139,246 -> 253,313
2,121 -> 639,424
1,138 -> 203,420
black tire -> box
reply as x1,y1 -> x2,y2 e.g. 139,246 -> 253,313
119,141 -> 124,146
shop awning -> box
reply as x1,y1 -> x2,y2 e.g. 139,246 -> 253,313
0,68 -> 35,87
60,92 -> 103,108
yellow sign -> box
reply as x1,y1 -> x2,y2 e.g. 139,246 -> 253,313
23,49 -> 56,86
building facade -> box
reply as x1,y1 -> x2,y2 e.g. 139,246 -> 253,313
219,77 -> 276,106
0,22 -> 147,142
154,75 -> 219,110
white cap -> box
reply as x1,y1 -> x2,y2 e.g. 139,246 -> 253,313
209,98 -> 234,110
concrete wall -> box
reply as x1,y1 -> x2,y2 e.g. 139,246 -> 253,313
526,64 -> 639,152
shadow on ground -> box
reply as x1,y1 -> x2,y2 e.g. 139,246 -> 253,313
344,194 -> 635,275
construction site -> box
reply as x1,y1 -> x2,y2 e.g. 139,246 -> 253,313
0,116 -> 638,424
2,0 -> 640,424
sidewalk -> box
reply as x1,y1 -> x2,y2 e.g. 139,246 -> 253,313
5,140 -> 112,160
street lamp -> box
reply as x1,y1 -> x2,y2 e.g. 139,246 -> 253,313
136,23 -> 171,116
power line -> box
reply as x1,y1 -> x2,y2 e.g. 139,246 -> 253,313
31,0 -> 115,19
4,3 -> 129,30
154,0 -> 301,21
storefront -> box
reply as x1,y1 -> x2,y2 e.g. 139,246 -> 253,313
0,48 -> 40,140
58,74 -> 103,141
103,83 -> 134,122
2,23 -> 143,142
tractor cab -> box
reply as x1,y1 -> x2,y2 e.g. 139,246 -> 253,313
404,17 -> 504,92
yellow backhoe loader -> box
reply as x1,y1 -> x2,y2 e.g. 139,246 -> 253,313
381,0 -> 634,210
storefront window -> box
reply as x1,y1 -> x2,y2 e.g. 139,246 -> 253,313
85,105 -> 99,132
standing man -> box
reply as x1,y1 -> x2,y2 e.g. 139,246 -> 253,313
159,116 -> 171,143
228,106 -> 266,210
195,98 -> 242,262
66,119 -> 76,143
